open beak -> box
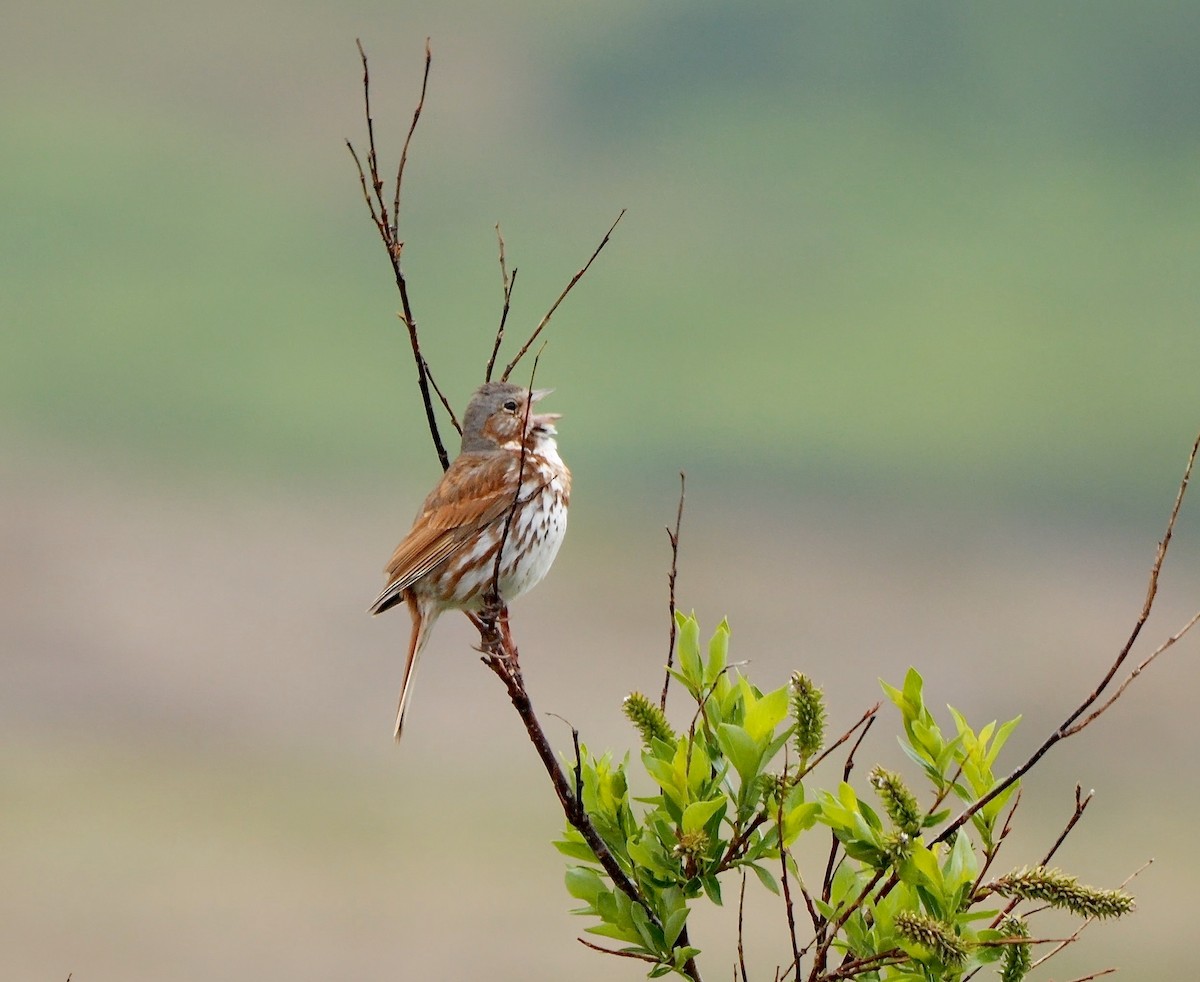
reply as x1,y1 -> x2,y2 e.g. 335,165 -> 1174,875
528,389 -> 561,432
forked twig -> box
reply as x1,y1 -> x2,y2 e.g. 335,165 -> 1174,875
501,209 -> 626,381
803,702 -> 880,781
347,39 -> 456,468
933,433 -> 1200,850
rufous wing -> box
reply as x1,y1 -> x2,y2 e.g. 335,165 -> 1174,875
368,452 -> 518,614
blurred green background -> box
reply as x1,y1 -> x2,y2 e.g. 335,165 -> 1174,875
4,2 -> 1199,979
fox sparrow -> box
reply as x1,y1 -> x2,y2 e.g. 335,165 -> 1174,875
369,381 -> 571,739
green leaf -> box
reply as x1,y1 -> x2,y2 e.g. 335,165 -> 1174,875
705,619 -> 729,686
701,874 -> 723,906
675,613 -> 703,691
628,836 -> 677,879
944,826 -> 978,903
828,861 -> 862,911
902,841 -> 944,895
782,801 -> 821,844
743,683 -> 791,743
716,722 -> 764,786
685,739 -> 712,797
662,906 -> 691,948
748,862 -> 780,895
584,922 -> 642,944
986,715 -> 1022,768
902,667 -> 925,713
629,901 -> 663,954
682,798 -> 726,834
553,837 -> 599,863
565,866 -> 606,904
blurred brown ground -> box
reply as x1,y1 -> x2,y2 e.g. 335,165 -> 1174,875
4,443 -> 1198,981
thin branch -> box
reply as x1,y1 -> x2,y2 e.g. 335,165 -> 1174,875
1042,784 -> 1092,867
970,788 -> 1023,912
354,39 -> 390,233
661,471 -> 687,710
1059,970 -> 1117,982
819,950 -> 908,981
933,433 -> 1200,850
422,358 -> 463,436
821,709 -> 877,905
778,779 -> 803,979
737,871 -> 749,982
796,874 -> 822,936
802,702 -> 880,780
1064,608 -> 1200,736
485,224 -> 518,382
577,938 -> 660,964
1060,431 -> 1200,733
392,37 -> 431,237
806,869 -> 888,981
347,40 -> 453,469
501,208 -> 626,381
974,782 -> 1022,893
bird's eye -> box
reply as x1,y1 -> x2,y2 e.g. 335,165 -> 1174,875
503,399 -> 519,412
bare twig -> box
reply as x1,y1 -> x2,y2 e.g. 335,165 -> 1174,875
778,760 -> 804,979
802,703 -> 880,780
1064,608 -> 1200,736
1060,431 -> 1200,733
347,40 -> 454,469
933,433 -> 1200,850
1058,970 -> 1117,982
661,471 -> 687,710
485,224 -> 518,383
500,209 -> 626,381
737,871 -> 749,982
578,938 -> 660,963
1042,785 -> 1092,867
392,37 -> 431,238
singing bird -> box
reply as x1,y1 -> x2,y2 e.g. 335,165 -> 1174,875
369,382 -> 571,739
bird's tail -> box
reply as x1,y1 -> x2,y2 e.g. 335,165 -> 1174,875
395,594 -> 437,742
